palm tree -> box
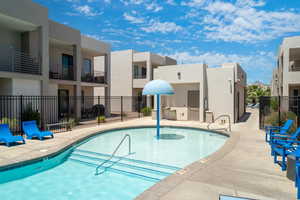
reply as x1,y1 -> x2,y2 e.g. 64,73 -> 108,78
247,85 -> 270,104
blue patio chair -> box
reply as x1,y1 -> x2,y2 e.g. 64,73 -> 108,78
271,129 -> 300,171
286,147 -> 300,199
265,119 -> 293,142
270,125 -> 300,145
0,124 -> 25,147
22,121 -> 54,140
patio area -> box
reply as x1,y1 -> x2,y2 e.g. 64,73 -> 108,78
0,109 -> 296,199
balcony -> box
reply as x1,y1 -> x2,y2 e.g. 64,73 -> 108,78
290,60 -> 300,72
49,65 -> 75,81
0,46 -> 41,75
133,74 -> 147,79
81,71 -> 106,84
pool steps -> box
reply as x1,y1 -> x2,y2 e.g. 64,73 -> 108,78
69,158 -> 160,182
74,149 -> 180,171
69,149 -> 181,182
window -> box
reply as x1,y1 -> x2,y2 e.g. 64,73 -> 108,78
83,59 -> 92,75
293,89 -> 299,97
62,54 -> 73,80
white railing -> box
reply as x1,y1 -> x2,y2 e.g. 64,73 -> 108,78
207,114 -> 231,132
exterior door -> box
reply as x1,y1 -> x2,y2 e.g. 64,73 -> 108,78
58,89 -> 69,119
188,90 -> 200,121
62,54 -> 73,80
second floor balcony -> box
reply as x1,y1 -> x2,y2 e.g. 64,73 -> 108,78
49,65 -> 75,81
81,71 -> 106,84
0,46 -> 41,75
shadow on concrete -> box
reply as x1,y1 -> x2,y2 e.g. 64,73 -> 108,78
238,112 -> 251,123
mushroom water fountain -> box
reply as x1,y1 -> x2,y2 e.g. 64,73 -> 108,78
142,80 -> 174,140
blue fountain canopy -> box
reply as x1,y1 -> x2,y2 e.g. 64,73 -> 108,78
142,80 -> 174,95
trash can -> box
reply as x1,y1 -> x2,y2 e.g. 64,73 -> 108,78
287,155 -> 296,182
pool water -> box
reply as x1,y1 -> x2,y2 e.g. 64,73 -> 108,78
0,127 -> 227,200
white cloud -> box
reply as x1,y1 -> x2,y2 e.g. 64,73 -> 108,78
123,12 -> 144,24
166,0 -> 176,6
165,50 -> 275,83
145,2 -> 163,12
181,0 -> 207,7
73,5 -> 102,16
120,0 -> 144,6
201,1 -> 300,43
141,20 -> 182,33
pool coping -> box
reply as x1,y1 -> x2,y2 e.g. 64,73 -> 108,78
0,124 -> 230,172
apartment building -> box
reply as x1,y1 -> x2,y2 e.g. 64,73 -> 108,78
271,36 -> 300,98
110,50 -> 176,111
0,0 -> 110,120
154,63 -> 246,123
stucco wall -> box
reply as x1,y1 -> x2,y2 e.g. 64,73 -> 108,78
0,28 -> 21,48
279,36 -> 300,96
110,50 -> 133,96
110,50 -> 133,112
207,67 -> 234,123
48,83 -> 58,96
11,78 -> 41,96
49,20 -> 80,45
0,78 -> 12,95
154,64 -> 206,121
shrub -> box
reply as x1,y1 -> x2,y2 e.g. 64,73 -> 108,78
97,116 -> 106,123
22,104 -> 40,124
141,107 -> 152,116
0,117 -> 18,128
270,98 -> 279,111
60,118 -> 78,128
265,111 -> 298,133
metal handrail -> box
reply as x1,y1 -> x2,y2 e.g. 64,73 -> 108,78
95,134 -> 133,175
207,114 -> 231,132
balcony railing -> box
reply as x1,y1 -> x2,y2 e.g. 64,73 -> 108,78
290,60 -> 300,71
49,65 -> 75,81
133,74 -> 147,79
0,46 -> 41,75
81,71 -> 106,84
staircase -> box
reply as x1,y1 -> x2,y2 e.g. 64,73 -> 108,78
69,149 -> 181,182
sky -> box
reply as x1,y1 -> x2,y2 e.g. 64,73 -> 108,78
33,0 -> 300,84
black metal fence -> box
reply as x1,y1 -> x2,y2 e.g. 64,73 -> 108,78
0,96 -> 149,135
259,96 -> 300,129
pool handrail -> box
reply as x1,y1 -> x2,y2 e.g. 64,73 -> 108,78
207,114 -> 231,132
95,134 -> 134,175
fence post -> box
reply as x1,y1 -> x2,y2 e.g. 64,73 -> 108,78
20,95 -> 23,135
121,96 -> 123,121
278,96 -> 281,126
98,96 -> 100,125
138,96 -> 141,118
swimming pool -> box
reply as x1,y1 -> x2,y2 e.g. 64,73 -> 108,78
0,127 -> 227,200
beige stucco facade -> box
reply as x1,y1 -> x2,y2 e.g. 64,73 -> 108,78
154,63 -> 246,123
271,36 -> 300,97
110,50 -> 176,111
0,0 -> 111,120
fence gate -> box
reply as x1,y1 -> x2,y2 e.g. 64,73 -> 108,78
259,96 -> 300,129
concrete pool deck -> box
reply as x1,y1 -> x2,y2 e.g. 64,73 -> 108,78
136,109 -> 296,200
0,109 -> 296,199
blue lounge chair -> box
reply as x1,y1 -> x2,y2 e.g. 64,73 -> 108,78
270,125 -> 300,145
0,124 -> 25,147
286,147 -> 300,199
265,119 -> 293,142
22,121 -> 54,140
271,129 -> 300,171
